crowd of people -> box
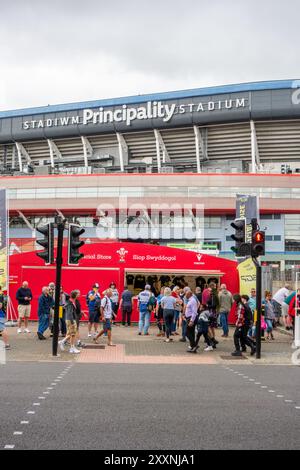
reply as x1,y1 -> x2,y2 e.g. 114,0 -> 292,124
0,279 -> 299,356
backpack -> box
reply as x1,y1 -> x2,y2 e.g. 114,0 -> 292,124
147,295 -> 157,312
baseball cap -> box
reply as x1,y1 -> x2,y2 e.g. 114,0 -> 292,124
93,283 -> 100,288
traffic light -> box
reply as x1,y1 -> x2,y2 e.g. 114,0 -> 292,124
36,222 -> 54,265
68,223 -> 85,265
230,218 -> 247,256
252,230 -> 265,257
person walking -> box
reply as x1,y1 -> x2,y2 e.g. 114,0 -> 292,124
263,291 -> 276,341
86,283 -> 101,337
272,284 -> 290,326
58,290 -> 81,354
0,301 -> 10,350
110,282 -> 119,325
59,287 -> 69,337
16,281 -> 33,334
232,295 -> 256,357
171,286 -> 183,336
207,283 -> 219,349
218,284 -> 233,338
155,287 -> 165,337
119,286 -> 134,327
74,290 -> 87,348
240,295 -> 256,353
137,285 -> 153,336
192,304 -> 213,353
184,290 -> 199,351
48,282 -> 55,337
37,286 -> 54,340
160,287 -> 177,343
93,289 -> 115,346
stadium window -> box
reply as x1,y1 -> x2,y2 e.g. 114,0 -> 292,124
274,235 -> 281,241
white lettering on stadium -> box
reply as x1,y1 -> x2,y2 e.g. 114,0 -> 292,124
22,98 -> 247,130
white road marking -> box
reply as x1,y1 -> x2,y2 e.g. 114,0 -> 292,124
20,421 -> 29,424
4,445 -> 15,449
43,391 -> 50,394
13,432 -> 23,435
268,390 -> 275,393
27,411 -> 35,415
255,382 -> 261,385
38,397 -> 46,400
285,400 -> 293,403
277,395 -> 284,398
33,403 -> 40,406
47,387 -> 53,390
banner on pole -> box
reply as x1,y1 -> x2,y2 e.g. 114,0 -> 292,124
0,189 -> 8,290
237,257 -> 256,295
236,194 -> 259,243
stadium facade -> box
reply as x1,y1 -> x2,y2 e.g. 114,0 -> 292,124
1,80 -> 300,277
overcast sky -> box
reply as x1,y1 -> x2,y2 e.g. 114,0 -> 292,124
1,0 -> 299,111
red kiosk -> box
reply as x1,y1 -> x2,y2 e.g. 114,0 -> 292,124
9,242 -> 239,322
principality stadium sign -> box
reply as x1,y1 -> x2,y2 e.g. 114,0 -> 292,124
22,97 -> 247,130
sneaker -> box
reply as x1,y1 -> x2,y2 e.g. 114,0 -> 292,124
70,347 -> 81,354
164,339 -> 170,343
250,348 -> 256,356
88,333 -> 92,338
138,332 -> 142,336
24,328 -> 31,334
58,340 -> 65,351
179,338 -> 187,342
231,350 -> 243,357
204,346 -> 214,352
187,345 -> 193,350
37,332 -> 46,340
5,344 -> 11,350
17,328 -> 22,334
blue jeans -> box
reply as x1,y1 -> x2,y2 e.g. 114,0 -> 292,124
172,310 -> 180,332
38,314 -> 49,335
220,311 -> 229,336
139,310 -> 150,334
265,319 -> 273,334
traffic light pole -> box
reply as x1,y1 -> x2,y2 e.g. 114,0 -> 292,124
253,256 -> 262,359
52,220 -> 65,357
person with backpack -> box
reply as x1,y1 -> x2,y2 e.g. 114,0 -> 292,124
93,289 -> 116,346
190,304 -> 213,353
155,287 -> 165,337
109,282 -> 119,325
86,283 -> 101,338
160,287 -> 177,343
137,285 -> 154,336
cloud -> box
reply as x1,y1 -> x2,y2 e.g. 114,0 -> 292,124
1,0 -> 300,110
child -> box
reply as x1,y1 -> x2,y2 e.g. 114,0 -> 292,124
191,305 -> 213,353
0,302 -> 10,350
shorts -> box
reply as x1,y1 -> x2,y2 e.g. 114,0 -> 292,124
0,320 -> 6,332
18,304 -> 31,319
103,318 -> 112,332
272,300 -> 282,318
281,302 -> 289,317
88,310 -> 100,323
66,320 -> 77,337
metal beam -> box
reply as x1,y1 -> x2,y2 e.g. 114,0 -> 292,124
250,120 -> 260,173
15,142 -> 31,172
17,211 -> 34,231
154,129 -> 170,165
193,126 -> 202,173
81,136 -> 93,170
47,139 -> 62,168
116,133 -> 129,172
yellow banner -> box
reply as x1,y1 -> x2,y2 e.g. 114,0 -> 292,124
237,258 -> 256,295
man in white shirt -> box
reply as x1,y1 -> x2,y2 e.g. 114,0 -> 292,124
93,289 -> 115,346
272,284 -> 290,325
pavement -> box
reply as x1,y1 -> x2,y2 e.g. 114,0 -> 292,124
1,321 -> 296,366
0,362 -> 299,450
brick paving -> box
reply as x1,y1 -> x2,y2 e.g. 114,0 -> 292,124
1,321 -> 296,365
